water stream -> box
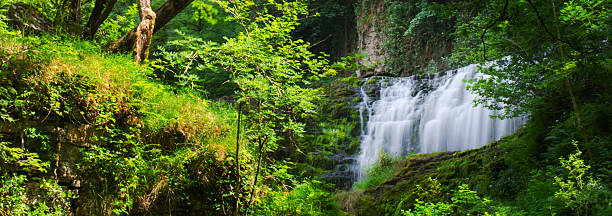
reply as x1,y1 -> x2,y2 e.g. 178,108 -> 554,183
356,64 -> 525,178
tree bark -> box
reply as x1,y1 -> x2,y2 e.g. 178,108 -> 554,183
84,0 -> 118,39
108,0 -> 194,53
69,0 -> 82,24
151,0 -> 194,34
60,0 -> 82,34
134,0 -> 156,63
246,135 -> 267,215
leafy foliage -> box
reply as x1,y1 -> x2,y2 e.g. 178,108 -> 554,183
93,2 -> 139,45
401,184 -> 522,216
554,141 -> 612,215
1,0 -> 350,214
0,32 -> 249,214
157,1 -> 339,210
454,0 -> 612,119
252,181 -> 345,216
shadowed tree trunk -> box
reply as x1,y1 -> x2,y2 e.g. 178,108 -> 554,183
59,0 -> 82,34
68,0 -> 81,24
84,0 -> 118,39
150,0 -> 194,35
134,0 -> 156,63
108,0 -> 194,54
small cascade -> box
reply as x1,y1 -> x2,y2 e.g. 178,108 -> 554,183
357,64 -> 525,177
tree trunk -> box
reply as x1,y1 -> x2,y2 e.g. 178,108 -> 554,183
69,0 -> 81,24
107,0 -> 194,53
246,135 -> 267,215
84,0 -> 118,39
151,0 -> 194,35
134,0 -> 156,63
549,0 -> 591,159
59,0 -> 82,34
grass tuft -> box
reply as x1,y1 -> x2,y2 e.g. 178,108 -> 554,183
353,152 -> 406,190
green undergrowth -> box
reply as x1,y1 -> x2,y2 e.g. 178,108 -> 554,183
0,140 -> 75,215
252,180 -> 346,216
0,32 -> 250,214
1,33 -> 237,149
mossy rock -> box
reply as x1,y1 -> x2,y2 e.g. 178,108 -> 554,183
351,133 -> 523,216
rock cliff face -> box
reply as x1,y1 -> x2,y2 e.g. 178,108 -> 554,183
354,0 -> 455,77
355,0 -> 388,77
0,121 -> 93,214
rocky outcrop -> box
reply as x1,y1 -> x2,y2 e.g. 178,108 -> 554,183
6,3 -> 55,34
340,134 -> 520,216
355,0 -> 455,77
355,0 -> 388,77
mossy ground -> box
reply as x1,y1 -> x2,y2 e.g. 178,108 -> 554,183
337,131 -> 528,215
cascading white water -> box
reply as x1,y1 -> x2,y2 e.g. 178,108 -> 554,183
357,64 -> 524,177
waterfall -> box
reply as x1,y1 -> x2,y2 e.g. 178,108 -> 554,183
356,64 -> 525,177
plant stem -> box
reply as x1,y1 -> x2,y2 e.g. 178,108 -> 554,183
234,103 -> 242,215
246,135 -> 267,215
